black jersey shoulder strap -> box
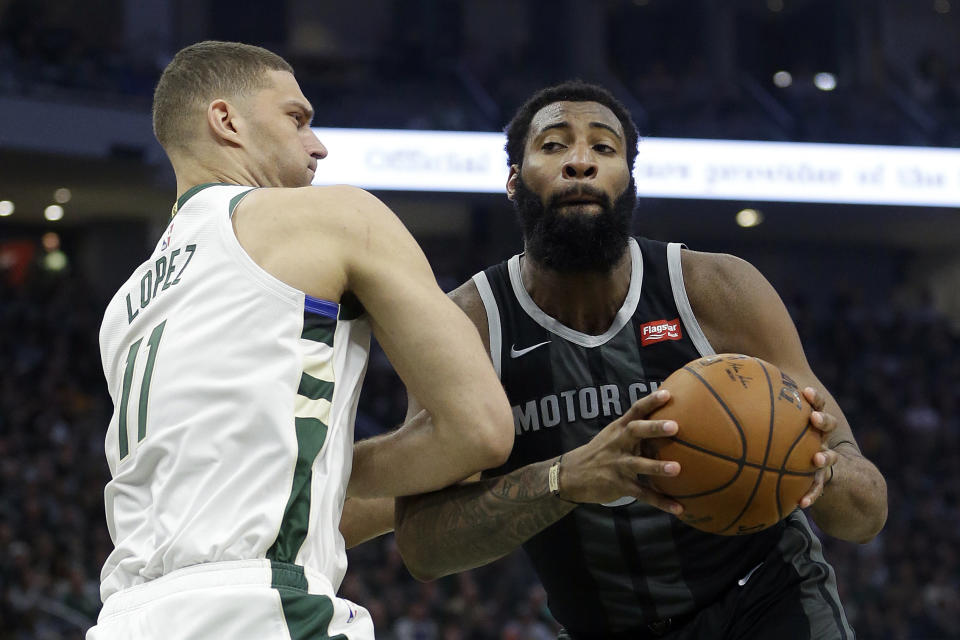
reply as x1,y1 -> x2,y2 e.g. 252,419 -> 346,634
471,261 -> 509,378
472,258 -> 555,382
635,237 -> 715,358
470,239 -> 716,374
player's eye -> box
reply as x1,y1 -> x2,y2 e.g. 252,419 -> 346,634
290,113 -> 303,126
542,141 -> 565,151
594,143 -> 615,153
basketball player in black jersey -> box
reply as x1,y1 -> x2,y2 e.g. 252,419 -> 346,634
394,81 -> 888,639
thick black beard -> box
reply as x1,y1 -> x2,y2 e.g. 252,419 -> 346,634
513,175 -> 637,273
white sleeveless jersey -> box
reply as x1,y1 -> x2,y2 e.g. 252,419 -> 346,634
97,184 -> 370,603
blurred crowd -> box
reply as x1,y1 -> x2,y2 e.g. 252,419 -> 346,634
2,0 -> 960,145
2,1 -> 960,638
1,237 -> 958,639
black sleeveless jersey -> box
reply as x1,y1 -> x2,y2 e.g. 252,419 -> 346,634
473,237 -> 839,634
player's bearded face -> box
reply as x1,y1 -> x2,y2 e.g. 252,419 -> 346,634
513,174 -> 637,273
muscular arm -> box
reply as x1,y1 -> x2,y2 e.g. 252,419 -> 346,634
396,282 -> 681,580
396,458 -> 574,581
232,186 -> 513,499
396,281 -> 573,579
682,249 -> 888,543
340,497 -> 394,549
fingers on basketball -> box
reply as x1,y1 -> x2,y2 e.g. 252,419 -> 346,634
802,386 -> 825,410
646,354 -> 821,535
625,390 -> 670,419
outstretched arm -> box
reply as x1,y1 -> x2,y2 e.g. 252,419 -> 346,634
682,249 -> 888,543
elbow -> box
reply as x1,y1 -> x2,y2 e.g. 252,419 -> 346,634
395,530 -> 442,582
406,562 -> 442,583
852,476 -> 889,544
856,493 -> 889,545
853,515 -> 886,545
472,403 -> 514,469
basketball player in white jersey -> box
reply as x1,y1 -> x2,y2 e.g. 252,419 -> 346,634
88,41 -> 514,640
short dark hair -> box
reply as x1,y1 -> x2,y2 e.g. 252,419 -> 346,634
153,41 -> 294,150
504,80 -> 639,171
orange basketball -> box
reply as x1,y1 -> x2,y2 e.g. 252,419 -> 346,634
645,354 -> 821,535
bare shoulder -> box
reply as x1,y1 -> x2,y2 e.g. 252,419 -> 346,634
231,185 -> 388,301
236,185 -> 389,233
680,248 -> 785,354
448,279 -> 489,350
680,248 -> 765,305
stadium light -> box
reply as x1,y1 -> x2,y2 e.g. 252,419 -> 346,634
44,205 -> 64,221
54,188 -> 72,204
773,71 -> 793,88
0,200 -> 13,217
43,250 -> 68,271
814,72 -> 837,91
934,0 -> 950,14
736,209 -> 764,227
41,232 -> 60,251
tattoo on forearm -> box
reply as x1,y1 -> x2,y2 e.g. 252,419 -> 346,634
396,460 -> 576,574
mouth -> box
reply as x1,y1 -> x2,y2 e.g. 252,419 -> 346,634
308,160 -> 318,174
556,195 -> 604,208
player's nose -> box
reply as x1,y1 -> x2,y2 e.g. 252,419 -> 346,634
562,144 -> 597,179
304,130 -> 328,160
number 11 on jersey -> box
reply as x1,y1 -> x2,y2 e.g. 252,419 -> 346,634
118,320 -> 167,459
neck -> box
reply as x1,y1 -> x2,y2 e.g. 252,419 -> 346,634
520,244 -> 633,335
172,152 -> 261,200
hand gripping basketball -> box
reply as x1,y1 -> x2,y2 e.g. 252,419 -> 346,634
553,390 -> 684,514
645,354 -> 824,535
797,386 -> 841,509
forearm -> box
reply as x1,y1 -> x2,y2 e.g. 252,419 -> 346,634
810,446 -> 888,543
348,413 -> 506,499
339,497 -> 394,549
395,458 -> 575,581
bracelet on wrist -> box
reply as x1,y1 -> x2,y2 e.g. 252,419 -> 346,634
548,455 -> 580,504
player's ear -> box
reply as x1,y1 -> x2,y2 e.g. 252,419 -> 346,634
206,99 -> 243,146
506,164 -> 520,201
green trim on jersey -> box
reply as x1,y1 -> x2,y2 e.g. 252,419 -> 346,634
138,320 -> 167,442
270,562 -> 347,640
298,373 -> 335,402
117,338 -> 143,459
228,188 -> 256,217
267,417 -> 329,564
172,182 -> 237,218
302,314 -> 336,346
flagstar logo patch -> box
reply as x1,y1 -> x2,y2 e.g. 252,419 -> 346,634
640,318 -> 682,346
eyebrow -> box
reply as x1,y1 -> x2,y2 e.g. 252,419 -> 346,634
285,99 -> 314,125
537,121 -> 623,140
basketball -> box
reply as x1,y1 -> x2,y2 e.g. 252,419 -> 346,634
645,353 -> 822,535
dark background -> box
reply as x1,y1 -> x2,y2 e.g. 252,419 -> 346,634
1,1 -> 958,638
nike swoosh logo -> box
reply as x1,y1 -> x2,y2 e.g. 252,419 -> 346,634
738,562 -> 763,586
510,341 -> 551,358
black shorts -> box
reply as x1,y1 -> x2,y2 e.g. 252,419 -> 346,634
560,523 -> 855,640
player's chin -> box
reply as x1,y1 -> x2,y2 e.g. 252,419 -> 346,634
284,172 -> 315,189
